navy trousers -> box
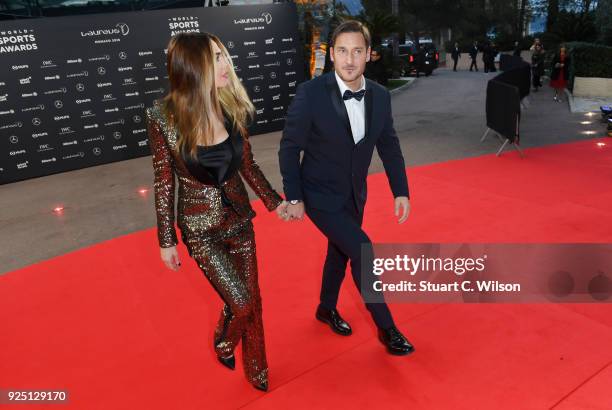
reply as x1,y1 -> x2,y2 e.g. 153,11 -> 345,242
306,197 -> 395,330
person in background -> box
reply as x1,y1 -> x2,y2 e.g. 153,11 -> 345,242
469,41 -> 479,72
489,42 -> 498,72
513,41 -> 522,58
451,42 -> 461,71
482,42 -> 491,73
413,44 -> 425,78
365,47 -> 389,86
531,43 -> 545,92
550,44 -> 570,102
530,37 -> 544,52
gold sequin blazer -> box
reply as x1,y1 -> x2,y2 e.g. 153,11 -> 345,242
146,100 -> 282,248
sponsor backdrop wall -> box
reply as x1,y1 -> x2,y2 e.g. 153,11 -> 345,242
0,3 -> 304,184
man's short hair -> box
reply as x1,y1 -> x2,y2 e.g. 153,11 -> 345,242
331,20 -> 371,49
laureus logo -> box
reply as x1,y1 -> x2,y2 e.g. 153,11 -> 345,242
234,12 -> 272,25
81,22 -> 130,37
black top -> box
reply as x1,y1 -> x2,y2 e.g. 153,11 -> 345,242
196,137 -> 234,184
179,113 -> 246,209
196,136 -> 235,207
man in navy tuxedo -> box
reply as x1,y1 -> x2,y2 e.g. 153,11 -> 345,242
278,20 -> 414,355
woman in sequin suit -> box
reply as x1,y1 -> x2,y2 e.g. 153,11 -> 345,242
145,32 -> 287,392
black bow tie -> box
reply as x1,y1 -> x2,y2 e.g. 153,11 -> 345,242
343,89 -> 366,101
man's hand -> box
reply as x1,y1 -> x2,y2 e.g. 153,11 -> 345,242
284,201 -> 305,221
160,246 -> 180,271
394,196 -> 410,224
275,201 -> 289,220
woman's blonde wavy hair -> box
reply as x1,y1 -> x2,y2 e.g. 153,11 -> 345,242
161,32 -> 254,158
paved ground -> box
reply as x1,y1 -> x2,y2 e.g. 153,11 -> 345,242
0,66 -> 606,274
569,93 -> 611,113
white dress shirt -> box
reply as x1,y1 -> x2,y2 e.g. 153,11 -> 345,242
334,71 -> 366,144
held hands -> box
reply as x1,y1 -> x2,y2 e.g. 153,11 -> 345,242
275,200 -> 304,222
275,201 -> 289,219
275,198 -> 408,223
160,246 -> 181,271
395,196 -> 410,224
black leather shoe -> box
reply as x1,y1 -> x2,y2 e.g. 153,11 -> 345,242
378,326 -> 415,356
217,354 -> 235,370
252,380 -> 268,392
315,305 -> 352,336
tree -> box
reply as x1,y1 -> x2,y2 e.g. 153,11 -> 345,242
553,9 -> 598,42
548,0 -> 560,30
517,0 -> 530,36
356,9 -> 400,46
596,0 -> 612,45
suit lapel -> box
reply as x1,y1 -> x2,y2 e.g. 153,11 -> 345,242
363,79 -> 373,143
326,72 -> 373,146
326,73 -> 353,144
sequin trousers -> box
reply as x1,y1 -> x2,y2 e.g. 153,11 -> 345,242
183,210 -> 268,386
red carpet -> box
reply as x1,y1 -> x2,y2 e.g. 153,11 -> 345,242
1,139 -> 612,409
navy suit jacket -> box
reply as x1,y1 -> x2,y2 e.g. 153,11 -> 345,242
278,71 -> 409,212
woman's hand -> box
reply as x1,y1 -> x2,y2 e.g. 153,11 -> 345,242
275,201 -> 289,220
160,246 -> 181,271
275,200 -> 304,222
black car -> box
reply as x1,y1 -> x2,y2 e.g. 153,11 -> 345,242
397,43 -> 439,77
